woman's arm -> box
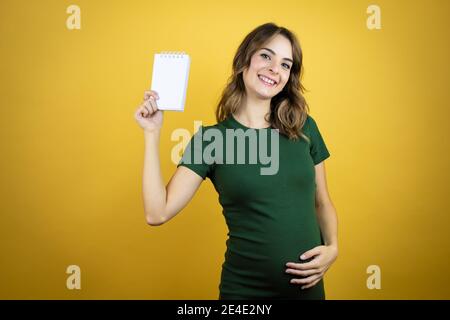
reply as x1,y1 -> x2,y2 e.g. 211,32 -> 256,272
135,90 -> 204,226
142,130 -> 203,226
142,130 -> 166,225
314,161 -> 338,251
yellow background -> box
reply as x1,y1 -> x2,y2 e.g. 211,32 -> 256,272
1,0 -> 449,299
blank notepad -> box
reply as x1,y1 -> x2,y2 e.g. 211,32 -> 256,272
150,51 -> 191,111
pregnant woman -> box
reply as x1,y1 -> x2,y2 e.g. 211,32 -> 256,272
134,22 -> 339,300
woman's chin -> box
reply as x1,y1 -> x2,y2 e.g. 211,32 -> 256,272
258,92 -> 278,100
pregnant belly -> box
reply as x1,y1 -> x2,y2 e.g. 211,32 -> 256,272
221,220 -> 323,297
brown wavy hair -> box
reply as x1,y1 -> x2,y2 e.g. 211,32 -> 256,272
215,22 -> 310,141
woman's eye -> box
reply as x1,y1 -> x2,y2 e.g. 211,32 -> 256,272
261,53 -> 291,70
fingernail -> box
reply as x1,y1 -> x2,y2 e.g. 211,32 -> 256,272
301,286 -> 305,290
300,255 -> 306,260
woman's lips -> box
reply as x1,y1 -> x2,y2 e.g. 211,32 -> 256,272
258,75 -> 276,87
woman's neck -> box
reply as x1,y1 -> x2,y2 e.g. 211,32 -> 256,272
233,95 -> 271,129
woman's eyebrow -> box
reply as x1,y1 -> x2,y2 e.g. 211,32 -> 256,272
261,47 -> 293,63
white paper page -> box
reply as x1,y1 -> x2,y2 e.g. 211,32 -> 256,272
150,53 -> 190,111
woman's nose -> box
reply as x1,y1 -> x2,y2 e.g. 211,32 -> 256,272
269,62 -> 279,74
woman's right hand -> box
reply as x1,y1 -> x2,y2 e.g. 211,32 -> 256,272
134,90 -> 164,132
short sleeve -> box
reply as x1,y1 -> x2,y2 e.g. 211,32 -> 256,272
177,126 -> 214,180
306,115 -> 331,165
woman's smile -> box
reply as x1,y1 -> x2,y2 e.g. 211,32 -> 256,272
258,74 -> 277,87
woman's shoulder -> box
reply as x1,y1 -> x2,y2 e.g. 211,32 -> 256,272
300,114 -> 313,133
299,114 -> 322,139
192,119 -> 228,138
200,116 -> 234,132
305,114 -> 316,126
303,114 -> 322,132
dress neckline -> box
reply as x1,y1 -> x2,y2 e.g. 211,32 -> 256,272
228,113 -> 272,130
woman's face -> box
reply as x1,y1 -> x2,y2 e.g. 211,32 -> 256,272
243,34 -> 293,100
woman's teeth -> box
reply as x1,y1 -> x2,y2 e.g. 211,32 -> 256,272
258,75 -> 276,86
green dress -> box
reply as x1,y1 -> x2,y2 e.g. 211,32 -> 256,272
177,114 -> 330,300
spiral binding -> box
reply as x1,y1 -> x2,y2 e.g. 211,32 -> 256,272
159,51 -> 187,58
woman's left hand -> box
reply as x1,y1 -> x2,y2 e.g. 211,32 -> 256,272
285,245 -> 338,290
